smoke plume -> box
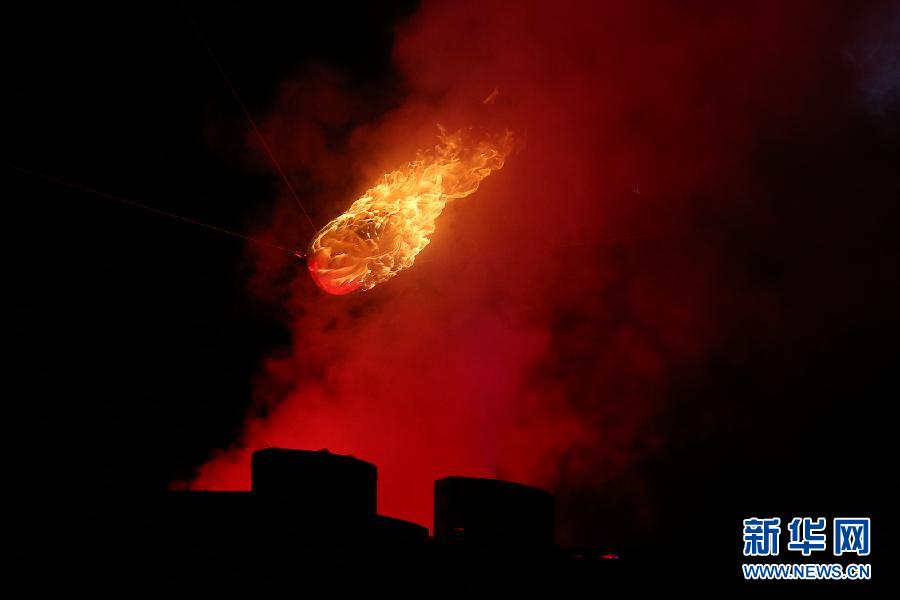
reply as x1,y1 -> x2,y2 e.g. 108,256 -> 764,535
186,0 -> 898,544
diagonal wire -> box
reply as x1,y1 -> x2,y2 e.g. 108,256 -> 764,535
181,2 -> 318,234
1,160 -> 302,256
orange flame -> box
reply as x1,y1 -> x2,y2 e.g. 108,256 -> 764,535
307,128 -> 514,295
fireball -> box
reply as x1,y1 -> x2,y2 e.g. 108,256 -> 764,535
307,127 -> 513,295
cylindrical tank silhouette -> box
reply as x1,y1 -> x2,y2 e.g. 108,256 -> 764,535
252,448 -> 377,518
434,476 -> 555,545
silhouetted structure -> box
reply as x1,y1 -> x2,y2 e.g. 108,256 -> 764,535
252,448 -> 377,517
26,448 -> 642,598
434,476 -> 555,546
156,449 -> 424,547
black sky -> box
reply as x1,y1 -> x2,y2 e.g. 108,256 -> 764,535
6,2 -> 414,494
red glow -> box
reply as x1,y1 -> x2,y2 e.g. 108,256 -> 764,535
186,1 -> 842,542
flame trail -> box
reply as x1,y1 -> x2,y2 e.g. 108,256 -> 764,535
307,128 -> 514,295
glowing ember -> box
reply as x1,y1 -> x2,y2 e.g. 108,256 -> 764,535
307,127 -> 513,295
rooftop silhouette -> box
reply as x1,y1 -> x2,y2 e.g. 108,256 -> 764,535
26,447 -> 639,597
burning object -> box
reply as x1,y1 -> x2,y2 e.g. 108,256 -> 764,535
307,128 -> 513,295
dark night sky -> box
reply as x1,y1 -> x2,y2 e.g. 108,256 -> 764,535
6,2 -> 899,589
6,2 -> 414,491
